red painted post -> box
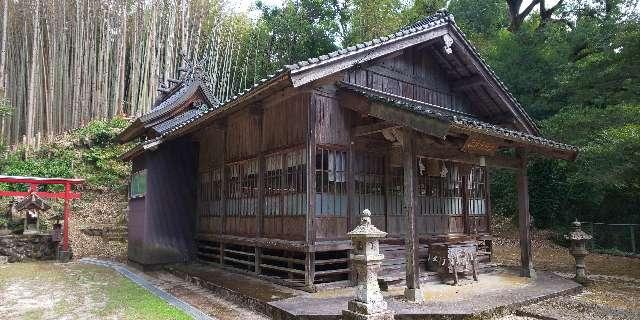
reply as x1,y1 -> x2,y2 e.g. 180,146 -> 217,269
63,182 -> 70,251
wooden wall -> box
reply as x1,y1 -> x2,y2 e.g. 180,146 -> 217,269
313,89 -> 351,241
196,92 -> 310,241
344,46 -> 473,115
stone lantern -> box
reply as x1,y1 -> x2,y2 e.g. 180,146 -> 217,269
565,220 -> 592,284
343,209 -> 394,320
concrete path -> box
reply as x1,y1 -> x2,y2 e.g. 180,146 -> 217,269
80,258 -> 215,320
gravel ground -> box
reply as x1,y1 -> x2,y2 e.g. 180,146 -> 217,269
493,233 -> 640,320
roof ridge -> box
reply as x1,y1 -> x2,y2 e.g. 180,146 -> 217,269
285,11 -> 453,71
400,9 -> 453,31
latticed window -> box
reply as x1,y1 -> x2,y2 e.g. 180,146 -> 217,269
198,170 -> 212,218
415,159 -> 486,215
353,152 -> 385,216
387,166 -> 403,216
284,149 -> 306,215
468,167 -> 487,215
198,168 -> 224,218
315,147 -> 347,217
226,160 -> 258,216
264,148 -> 307,216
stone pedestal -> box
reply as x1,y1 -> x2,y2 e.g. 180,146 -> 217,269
565,220 -> 592,284
342,210 -> 394,320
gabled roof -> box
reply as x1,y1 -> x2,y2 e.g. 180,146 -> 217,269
338,81 -> 577,160
117,64 -> 220,143
15,193 -> 51,211
120,10 -> 574,161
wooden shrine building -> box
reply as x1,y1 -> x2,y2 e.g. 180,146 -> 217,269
118,11 -> 577,291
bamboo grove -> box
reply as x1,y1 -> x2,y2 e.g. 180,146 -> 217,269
0,0 -> 283,147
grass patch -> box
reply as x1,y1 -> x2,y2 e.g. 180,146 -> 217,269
0,262 -> 191,320
101,273 -> 192,320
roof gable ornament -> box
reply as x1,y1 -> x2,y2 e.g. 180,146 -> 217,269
442,34 -> 454,54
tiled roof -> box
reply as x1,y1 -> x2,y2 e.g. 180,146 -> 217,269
156,69 -> 289,138
154,12 -> 454,138
151,106 -> 206,136
338,81 -> 577,152
136,10 -> 553,154
284,11 -> 452,71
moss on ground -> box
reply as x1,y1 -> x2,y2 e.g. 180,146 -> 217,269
0,261 -> 190,320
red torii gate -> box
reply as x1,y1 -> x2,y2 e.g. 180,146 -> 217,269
0,175 -> 84,253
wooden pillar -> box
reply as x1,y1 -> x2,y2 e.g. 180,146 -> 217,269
220,122 -> 228,235
485,169 -> 493,260
516,148 -> 535,278
346,139 -> 355,231
402,129 -> 424,302
460,166 -> 471,235
305,95 -> 317,288
383,146 -> 391,232
220,122 -> 228,266
255,106 -> 265,239
255,107 -> 265,274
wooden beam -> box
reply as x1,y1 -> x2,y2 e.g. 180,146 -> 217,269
451,75 -> 484,92
413,139 -> 520,170
369,102 -> 450,139
517,148 -> 535,278
447,31 -> 538,135
401,129 -> 424,302
352,122 -> 400,137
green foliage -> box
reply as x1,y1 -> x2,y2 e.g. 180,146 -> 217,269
0,118 -> 132,192
493,104 -> 640,227
251,0 -> 341,75
0,95 -> 11,118
344,0 -> 405,45
448,0 -> 507,39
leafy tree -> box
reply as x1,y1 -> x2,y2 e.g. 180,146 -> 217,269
343,0 -> 405,45
253,0 -> 341,73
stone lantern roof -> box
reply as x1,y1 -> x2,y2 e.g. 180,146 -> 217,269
347,209 -> 387,239
565,220 -> 592,241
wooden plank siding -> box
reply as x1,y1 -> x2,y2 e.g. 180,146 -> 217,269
343,46 -> 474,116
196,93 -> 310,241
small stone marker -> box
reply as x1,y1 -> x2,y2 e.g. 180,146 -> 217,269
0,255 -> 7,264
343,209 -> 394,320
565,220 -> 592,284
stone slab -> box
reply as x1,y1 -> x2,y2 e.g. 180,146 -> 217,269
165,264 -> 581,320
270,270 -> 582,320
